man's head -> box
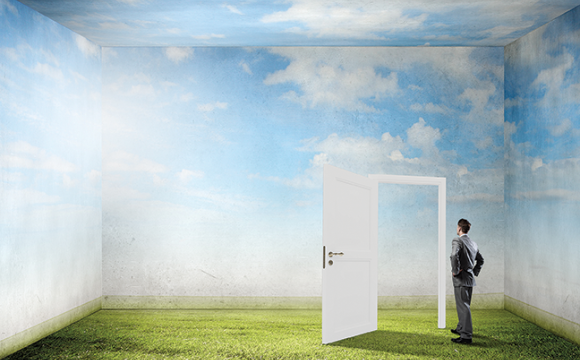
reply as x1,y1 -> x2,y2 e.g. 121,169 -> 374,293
457,219 -> 471,235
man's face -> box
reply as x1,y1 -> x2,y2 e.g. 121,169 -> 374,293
457,225 -> 462,236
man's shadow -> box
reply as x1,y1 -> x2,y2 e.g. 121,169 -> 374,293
327,330 -> 501,357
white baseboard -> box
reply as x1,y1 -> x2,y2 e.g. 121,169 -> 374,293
102,293 -> 504,310
102,296 -> 322,309
505,295 -> 580,346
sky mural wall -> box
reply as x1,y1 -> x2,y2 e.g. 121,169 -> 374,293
102,46 -> 505,299
505,5 -> 580,325
0,0 -> 102,341
3,0 -> 580,352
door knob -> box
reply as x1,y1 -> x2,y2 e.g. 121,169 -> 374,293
328,251 -> 344,257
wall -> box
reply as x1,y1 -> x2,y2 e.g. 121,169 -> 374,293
0,0 -> 102,354
505,5 -> 580,343
101,46 -> 505,306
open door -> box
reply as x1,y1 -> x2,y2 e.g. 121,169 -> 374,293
322,165 -> 378,344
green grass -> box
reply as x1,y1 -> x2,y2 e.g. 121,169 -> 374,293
5,309 -> 579,359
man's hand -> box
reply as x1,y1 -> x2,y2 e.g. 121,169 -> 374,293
453,269 -> 463,276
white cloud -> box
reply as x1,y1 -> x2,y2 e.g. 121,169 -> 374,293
128,83 -> 155,97
40,49 -> 60,67
410,102 -> 446,113
222,4 -> 243,15
255,128 -> 415,189
0,141 -> 76,172
71,71 -> 88,82
254,118 -> 502,208
264,47 -> 499,114
531,158 -> 544,171
512,189 -> 580,202
180,92 -> 195,102
406,118 -> 441,152
478,22 -> 535,45
99,22 -> 133,31
261,0 -> 428,40
2,188 -> 60,205
550,118 -> 573,137
457,166 -> 469,177
63,174 -> 76,188
249,152 -> 330,189
505,121 -> 517,140
0,0 -> 18,15
506,139 -> 580,202
459,81 -> 502,125
198,101 -> 228,112
31,62 -> 63,81
474,136 -> 493,150
177,169 -> 205,183
165,47 -> 194,64
191,34 -> 225,40
75,34 -> 100,58
1,44 -> 29,63
161,81 -> 179,90
265,48 -> 400,112
239,60 -> 253,75
103,151 -> 166,173
504,97 -> 523,108
531,50 -> 574,107
116,0 -> 146,5
448,193 -> 503,203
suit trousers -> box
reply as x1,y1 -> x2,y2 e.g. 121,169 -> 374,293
454,286 -> 473,339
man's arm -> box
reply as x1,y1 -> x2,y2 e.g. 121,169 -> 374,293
450,238 -> 462,276
473,251 -> 484,276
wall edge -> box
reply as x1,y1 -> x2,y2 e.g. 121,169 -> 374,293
0,297 -> 102,359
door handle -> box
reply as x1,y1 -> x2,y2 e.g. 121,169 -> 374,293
328,251 -> 344,257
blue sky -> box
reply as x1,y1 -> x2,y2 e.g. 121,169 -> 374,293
1,0 -> 102,233
102,46 -> 505,206
15,0 -> 580,46
1,0 -> 103,338
504,6 -> 580,322
2,0 -> 508,298
505,5 -> 580,199
100,45 -> 506,296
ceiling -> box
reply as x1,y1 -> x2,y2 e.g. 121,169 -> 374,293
17,0 -> 580,47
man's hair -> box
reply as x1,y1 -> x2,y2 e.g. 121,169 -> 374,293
458,219 -> 471,234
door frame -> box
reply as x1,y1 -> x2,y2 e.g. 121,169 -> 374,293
368,174 -> 447,329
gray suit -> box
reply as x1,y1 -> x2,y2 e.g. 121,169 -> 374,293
450,234 -> 484,339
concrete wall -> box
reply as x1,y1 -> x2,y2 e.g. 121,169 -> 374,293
0,0 -> 102,355
101,46 -> 505,302
505,5 -> 580,345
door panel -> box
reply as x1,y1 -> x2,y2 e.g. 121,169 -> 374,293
322,165 -> 378,344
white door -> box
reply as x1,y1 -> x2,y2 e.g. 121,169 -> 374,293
322,165 -> 378,344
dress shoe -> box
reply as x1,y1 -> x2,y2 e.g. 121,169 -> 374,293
451,337 -> 472,344
450,329 -> 460,335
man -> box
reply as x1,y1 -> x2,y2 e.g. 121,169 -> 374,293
450,218 -> 484,344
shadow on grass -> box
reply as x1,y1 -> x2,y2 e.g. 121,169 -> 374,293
327,329 -> 506,357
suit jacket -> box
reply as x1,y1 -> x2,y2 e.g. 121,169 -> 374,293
450,234 -> 484,287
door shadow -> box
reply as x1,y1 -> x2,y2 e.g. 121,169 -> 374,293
327,330 -> 504,357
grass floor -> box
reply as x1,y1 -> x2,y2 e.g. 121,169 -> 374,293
5,309 -> 580,359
